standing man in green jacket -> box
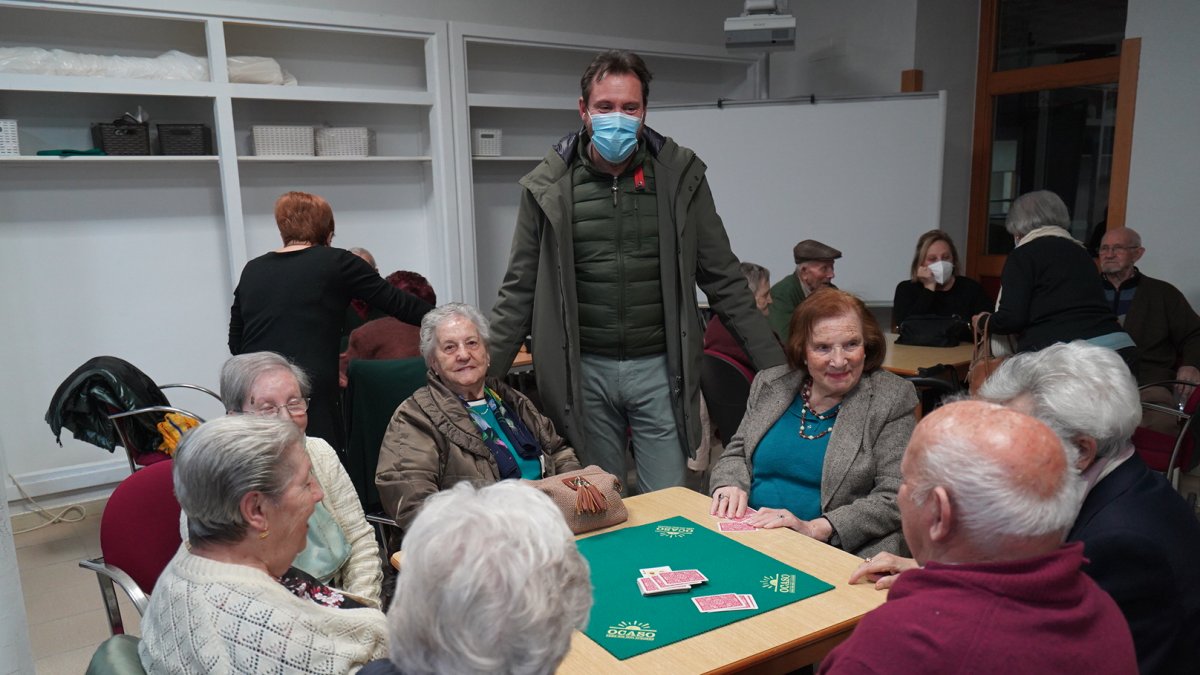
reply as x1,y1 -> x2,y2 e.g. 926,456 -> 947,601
487,50 -> 785,493
767,239 -> 841,341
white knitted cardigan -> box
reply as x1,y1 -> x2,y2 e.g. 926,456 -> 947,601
175,436 -> 383,608
306,436 -> 384,608
138,547 -> 389,674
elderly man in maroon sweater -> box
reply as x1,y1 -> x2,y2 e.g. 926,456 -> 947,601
820,401 -> 1136,674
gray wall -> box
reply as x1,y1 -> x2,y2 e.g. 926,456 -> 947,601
1126,0 -> 1200,306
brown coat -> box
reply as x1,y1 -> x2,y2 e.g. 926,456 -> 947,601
375,373 -> 581,531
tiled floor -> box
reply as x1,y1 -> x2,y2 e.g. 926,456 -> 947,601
14,511 -> 139,675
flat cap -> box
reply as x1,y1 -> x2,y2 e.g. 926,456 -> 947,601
793,239 -> 842,264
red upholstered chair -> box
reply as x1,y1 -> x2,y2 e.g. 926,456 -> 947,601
79,459 -> 182,635
1132,380 -> 1200,487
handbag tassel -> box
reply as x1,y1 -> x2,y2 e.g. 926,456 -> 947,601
563,476 -> 607,514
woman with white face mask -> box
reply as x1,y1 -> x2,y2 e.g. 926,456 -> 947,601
891,229 -> 991,340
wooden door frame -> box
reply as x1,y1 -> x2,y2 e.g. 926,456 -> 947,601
965,0 -> 1140,279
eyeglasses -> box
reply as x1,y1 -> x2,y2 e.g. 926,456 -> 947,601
1098,245 -> 1139,254
242,398 -> 309,417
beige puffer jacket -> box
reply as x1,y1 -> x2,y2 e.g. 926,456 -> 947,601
375,373 -> 581,533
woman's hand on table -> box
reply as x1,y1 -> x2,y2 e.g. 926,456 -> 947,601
848,552 -> 919,590
710,486 -> 749,519
747,508 -> 833,542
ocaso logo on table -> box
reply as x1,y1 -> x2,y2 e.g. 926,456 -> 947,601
606,620 -> 657,642
761,573 -> 798,593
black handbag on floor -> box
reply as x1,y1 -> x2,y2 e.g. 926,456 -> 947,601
896,314 -> 966,347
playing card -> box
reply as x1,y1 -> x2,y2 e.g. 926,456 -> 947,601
738,594 -> 758,610
639,566 -> 672,577
718,521 -> 758,532
692,593 -> 747,613
713,507 -> 758,522
640,574 -> 690,594
646,574 -> 691,592
657,569 -> 708,586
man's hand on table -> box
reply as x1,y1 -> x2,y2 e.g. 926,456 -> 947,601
848,552 -> 919,590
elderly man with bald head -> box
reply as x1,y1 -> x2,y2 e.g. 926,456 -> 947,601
820,401 -> 1136,675
1100,227 -> 1200,429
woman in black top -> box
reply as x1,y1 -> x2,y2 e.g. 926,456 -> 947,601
971,190 -> 1135,369
891,229 -> 990,341
229,192 -> 433,449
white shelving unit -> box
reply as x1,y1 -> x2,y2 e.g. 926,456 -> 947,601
448,22 -> 765,306
0,2 -> 454,292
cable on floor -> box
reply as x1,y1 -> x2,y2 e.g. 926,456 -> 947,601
8,472 -> 89,535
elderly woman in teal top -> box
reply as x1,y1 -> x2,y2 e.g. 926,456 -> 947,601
709,288 -> 918,557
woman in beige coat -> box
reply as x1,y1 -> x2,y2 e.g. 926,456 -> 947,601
709,289 -> 918,557
376,303 -> 581,533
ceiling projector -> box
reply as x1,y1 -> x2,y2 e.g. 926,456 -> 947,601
725,12 -> 796,49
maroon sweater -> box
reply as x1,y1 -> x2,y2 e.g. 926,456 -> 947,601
819,542 -> 1136,675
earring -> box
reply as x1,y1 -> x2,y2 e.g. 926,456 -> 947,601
259,529 -> 270,540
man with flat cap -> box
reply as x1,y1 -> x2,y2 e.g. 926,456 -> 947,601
768,239 -> 841,340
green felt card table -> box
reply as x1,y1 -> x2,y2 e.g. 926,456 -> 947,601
556,487 -> 888,674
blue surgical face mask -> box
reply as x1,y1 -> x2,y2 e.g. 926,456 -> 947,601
589,111 -> 641,164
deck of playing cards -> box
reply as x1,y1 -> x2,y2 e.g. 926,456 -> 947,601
715,506 -> 760,531
635,567 -> 708,596
692,593 -> 759,612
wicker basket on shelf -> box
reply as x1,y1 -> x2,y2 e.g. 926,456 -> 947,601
92,121 -> 151,155
252,125 -> 315,156
315,127 -> 370,157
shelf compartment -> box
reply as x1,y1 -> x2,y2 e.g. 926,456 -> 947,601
0,91 -> 216,156
467,106 -> 580,158
224,22 -> 428,92
238,156 -> 432,163
231,99 -> 431,158
0,5 -> 209,65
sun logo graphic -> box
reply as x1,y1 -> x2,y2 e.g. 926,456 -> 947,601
606,620 -> 658,641
655,525 -> 695,538
761,573 -> 797,593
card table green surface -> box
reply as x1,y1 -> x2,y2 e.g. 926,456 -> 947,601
557,487 -> 888,674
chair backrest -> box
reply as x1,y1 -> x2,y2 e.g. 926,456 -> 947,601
344,357 -> 428,510
701,350 -> 754,446
101,460 -> 181,595
905,363 -> 964,418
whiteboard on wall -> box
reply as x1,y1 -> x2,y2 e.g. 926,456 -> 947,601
651,92 -> 946,305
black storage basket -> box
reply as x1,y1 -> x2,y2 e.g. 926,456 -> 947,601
91,122 -> 151,155
156,124 -> 213,155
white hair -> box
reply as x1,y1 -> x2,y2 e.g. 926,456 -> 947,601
908,403 -> 1086,556
386,481 -> 592,675
418,302 -> 491,367
1005,189 -> 1071,238
173,415 -> 303,545
978,341 -> 1141,460
220,352 -> 310,412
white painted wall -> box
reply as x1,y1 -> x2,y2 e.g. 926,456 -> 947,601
1125,0 -> 1200,308
1,0 -> 749,507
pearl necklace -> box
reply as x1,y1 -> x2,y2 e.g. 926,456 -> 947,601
791,379 -> 838,440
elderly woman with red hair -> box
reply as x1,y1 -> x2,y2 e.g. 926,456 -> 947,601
710,288 -> 918,557
339,270 -> 436,387
230,191 -> 433,450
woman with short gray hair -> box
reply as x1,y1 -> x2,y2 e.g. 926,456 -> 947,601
972,190 -> 1134,371
218,351 -> 383,607
360,481 -> 592,675
376,303 -> 581,535
139,416 -> 388,674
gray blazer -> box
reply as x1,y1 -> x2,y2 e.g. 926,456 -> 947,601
709,366 -> 918,557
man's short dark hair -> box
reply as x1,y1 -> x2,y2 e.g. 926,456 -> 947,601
580,50 -> 653,105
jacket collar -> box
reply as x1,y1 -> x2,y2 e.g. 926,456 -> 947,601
414,371 -> 495,460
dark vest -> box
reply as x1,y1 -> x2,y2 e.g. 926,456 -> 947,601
571,139 -> 666,358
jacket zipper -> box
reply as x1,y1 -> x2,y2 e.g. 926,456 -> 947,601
614,174 -> 625,359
